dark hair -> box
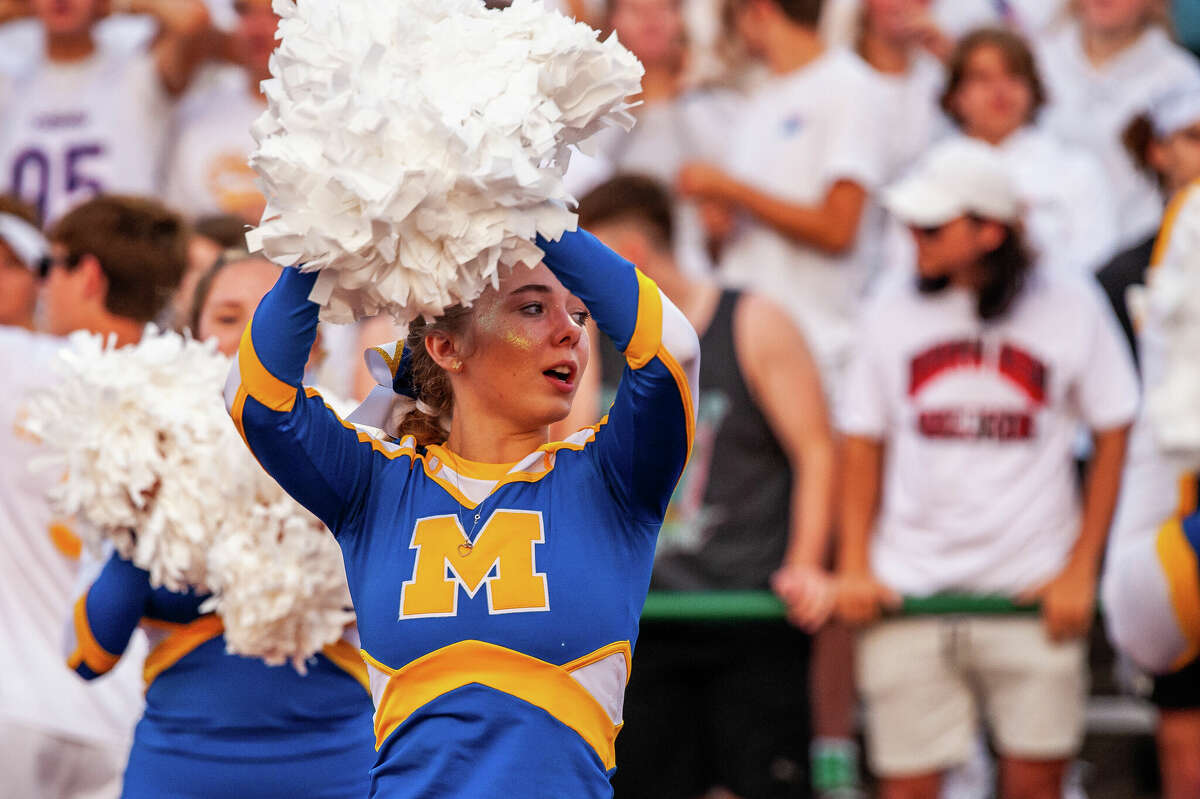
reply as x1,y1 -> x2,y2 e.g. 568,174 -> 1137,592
1122,113 -> 1159,183
0,195 -> 40,228
193,214 -> 249,250
49,195 -> 189,323
941,28 -> 1046,127
397,305 -> 475,447
918,220 -> 1033,321
577,174 -> 675,250
771,0 -> 824,28
186,248 -> 280,335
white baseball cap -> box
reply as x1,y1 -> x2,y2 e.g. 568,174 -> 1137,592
883,138 -> 1021,229
1148,72 -> 1200,138
0,212 -> 47,269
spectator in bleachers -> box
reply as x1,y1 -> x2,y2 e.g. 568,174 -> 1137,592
164,0 -> 278,225
577,174 -> 835,799
1101,78 -> 1200,799
1036,0 -> 1200,250
0,195 -> 42,330
569,0 -> 740,276
66,248 -> 377,799
678,0 -> 888,390
0,0 -> 213,224
160,213 -> 247,331
188,248 -> 279,356
1099,79 -> 1200,360
837,139 -> 1138,799
942,28 -> 1119,275
932,0 -> 1068,41
856,0 -> 951,180
0,195 -> 187,799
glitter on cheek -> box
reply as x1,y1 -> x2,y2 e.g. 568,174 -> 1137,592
504,329 -> 534,351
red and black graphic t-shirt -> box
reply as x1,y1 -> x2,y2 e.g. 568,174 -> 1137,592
838,272 -> 1138,597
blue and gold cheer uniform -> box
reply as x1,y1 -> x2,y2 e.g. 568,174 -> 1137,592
68,551 -> 376,799
226,228 -> 700,797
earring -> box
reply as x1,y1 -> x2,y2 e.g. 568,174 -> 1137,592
450,359 -> 462,372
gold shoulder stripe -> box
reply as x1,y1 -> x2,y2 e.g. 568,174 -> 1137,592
237,321 -> 299,412
1157,519 -> 1200,671
625,271 -> 663,370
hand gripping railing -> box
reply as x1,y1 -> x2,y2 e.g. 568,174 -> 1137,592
640,591 -> 1040,621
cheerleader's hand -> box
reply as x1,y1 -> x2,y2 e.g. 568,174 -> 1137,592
771,563 -> 837,632
837,569 -> 902,626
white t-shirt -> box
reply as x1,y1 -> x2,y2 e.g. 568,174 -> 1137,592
0,43 -> 172,223
820,0 -> 1069,48
719,48 -> 889,384
994,127 -> 1120,275
872,52 -> 950,182
934,0 -> 1069,39
164,65 -> 265,222
1037,24 -> 1200,249
581,88 -> 741,276
839,272 -> 1139,596
0,326 -> 145,745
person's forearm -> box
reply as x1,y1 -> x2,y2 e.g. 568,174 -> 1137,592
784,440 -> 836,568
1070,426 -> 1131,570
0,1 -> 33,25
537,228 -> 647,353
838,438 -> 882,573
725,180 -> 862,255
124,0 -> 210,36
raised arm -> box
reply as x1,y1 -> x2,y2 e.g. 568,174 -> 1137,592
537,227 -> 700,524
123,0 -> 214,96
65,551 -> 153,680
226,268 -> 396,535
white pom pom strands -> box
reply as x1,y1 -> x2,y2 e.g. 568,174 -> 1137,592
247,0 -> 643,324
20,328 -> 358,669
1138,261 -> 1200,467
20,329 -> 235,593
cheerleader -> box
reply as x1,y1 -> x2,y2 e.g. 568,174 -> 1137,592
228,227 -> 700,797
1102,82 -> 1200,799
68,253 -> 377,799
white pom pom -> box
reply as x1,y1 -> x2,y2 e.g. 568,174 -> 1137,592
248,0 -> 643,324
21,330 -> 360,669
20,328 -> 237,592
1143,260 -> 1200,468
203,492 -> 354,673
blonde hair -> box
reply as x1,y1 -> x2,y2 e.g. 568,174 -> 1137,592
396,306 -> 474,447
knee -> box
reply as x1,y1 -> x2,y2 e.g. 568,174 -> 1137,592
879,773 -> 941,799
1000,759 -> 1065,799
1159,713 -> 1200,799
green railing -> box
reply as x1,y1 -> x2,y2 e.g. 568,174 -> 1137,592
640,591 -> 1040,621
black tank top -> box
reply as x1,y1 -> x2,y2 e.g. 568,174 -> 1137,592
599,289 -> 793,589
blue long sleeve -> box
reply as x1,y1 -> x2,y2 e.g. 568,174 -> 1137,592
67,552 -> 153,679
539,228 -> 700,523
226,268 -> 400,535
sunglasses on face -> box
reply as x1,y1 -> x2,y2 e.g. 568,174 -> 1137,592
912,223 -> 951,238
36,253 -> 81,280
911,215 -> 983,239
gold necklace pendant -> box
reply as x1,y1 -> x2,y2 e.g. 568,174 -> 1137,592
457,510 -> 482,557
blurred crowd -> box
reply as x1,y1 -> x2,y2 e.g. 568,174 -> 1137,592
3,1 -> 1200,799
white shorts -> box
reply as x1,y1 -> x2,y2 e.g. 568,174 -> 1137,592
856,616 -> 1087,778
